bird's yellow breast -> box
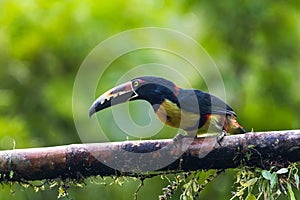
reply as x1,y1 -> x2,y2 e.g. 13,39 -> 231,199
155,99 -> 200,130
155,99 -> 234,137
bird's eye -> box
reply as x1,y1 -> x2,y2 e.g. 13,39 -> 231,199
133,80 -> 139,87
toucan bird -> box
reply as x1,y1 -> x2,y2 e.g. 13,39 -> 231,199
89,76 -> 246,138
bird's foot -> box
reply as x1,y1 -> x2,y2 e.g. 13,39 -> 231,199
217,130 -> 228,146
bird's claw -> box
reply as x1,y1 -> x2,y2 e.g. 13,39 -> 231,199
217,130 -> 227,145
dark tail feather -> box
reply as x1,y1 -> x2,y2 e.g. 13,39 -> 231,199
239,126 -> 247,133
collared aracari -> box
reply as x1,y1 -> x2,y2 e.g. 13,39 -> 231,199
89,76 -> 246,139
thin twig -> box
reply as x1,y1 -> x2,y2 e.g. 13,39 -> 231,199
134,177 -> 145,200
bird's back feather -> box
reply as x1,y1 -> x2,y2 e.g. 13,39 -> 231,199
176,89 -> 236,116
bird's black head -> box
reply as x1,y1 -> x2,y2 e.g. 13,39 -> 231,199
89,76 -> 179,116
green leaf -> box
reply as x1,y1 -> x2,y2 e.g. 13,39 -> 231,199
245,193 -> 257,200
270,172 -> 278,189
234,189 -> 245,197
9,170 -> 14,179
181,195 -> 188,200
192,181 -> 197,192
49,181 -> 58,188
276,168 -> 288,174
262,170 -> 272,180
241,178 -> 258,187
57,186 -> 67,199
287,182 -> 296,200
275,189 -> 282,196
294,174 -> 299,189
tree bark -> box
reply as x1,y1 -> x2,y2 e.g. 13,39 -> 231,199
0,130 -> 299,182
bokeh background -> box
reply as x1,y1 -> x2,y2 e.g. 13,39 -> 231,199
1,0 -> 300,199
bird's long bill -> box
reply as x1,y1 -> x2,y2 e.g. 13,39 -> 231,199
88,81 -> 137,117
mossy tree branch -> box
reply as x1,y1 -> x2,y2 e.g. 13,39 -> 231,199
0,130 -> 300,182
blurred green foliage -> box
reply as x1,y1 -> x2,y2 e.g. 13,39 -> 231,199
1,0 -> 300,199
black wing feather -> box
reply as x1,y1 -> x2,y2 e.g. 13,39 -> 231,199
177,89 -> 236,116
